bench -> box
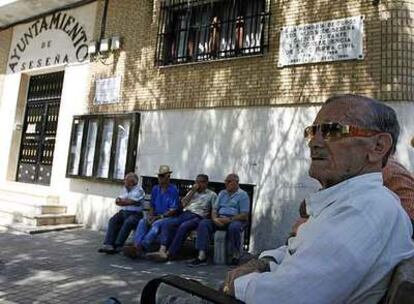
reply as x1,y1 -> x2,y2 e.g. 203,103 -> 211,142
137,256 -> 414,304
141,176 -> 255,263
382,256 -> 414,303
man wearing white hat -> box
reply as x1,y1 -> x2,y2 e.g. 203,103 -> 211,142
124,165 -> 179,258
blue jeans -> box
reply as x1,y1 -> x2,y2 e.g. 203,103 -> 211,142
104,210 -> 143,248
159,211 -> 202,257
196,219 -> 247,255
134,217 -> 175,250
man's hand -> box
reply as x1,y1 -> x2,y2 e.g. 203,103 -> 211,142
191,183 -> 200,192
115,198 -> 125,206
147,215 -> 162,225
213,217 -> 231,227
223,258 -> 270,296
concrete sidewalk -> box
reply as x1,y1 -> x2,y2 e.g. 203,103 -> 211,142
0,228 -> 233,304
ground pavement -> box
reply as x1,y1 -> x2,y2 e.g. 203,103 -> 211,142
0,228 -> 235,304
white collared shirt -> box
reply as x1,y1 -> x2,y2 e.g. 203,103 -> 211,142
235,173 -> 414,304
118,185 -> 145,212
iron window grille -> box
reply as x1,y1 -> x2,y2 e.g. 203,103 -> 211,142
66,113 -> 140,183
155,0 -> 270,66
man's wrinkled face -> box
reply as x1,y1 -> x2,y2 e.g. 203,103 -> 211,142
224,175 -> 239,193
158,173 -> 170,185
124,177 -> 136,191
308,101 -> 373,188
195,177 -> 208,192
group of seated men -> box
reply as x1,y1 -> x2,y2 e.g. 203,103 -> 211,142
98,165 -> 250,266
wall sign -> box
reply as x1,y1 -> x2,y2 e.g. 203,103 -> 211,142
278,16 -> 364,67
7,3 -> 97,74
94,76 -> 122,105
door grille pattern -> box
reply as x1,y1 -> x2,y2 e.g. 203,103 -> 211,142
17,71 -> 64,185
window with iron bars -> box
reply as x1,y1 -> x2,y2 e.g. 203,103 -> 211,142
155,0 -> 270,66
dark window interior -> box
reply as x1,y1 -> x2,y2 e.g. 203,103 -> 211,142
156,0 -> 270,66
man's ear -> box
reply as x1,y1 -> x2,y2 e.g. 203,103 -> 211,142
367,133 -> 393,164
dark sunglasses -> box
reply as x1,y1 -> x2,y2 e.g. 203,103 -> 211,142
304,123 -> 382,140
158,173 -> 170,178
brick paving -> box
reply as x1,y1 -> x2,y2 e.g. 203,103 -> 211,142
0,228 -> 233,304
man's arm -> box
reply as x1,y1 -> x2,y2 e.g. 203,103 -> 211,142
233,207 -> 396,303
116,197 -> 139,206
220,192 -> 250,224
116,187 -> 145,206
181,185 -> 199,208
164,186 -> 180,217
231,212 -> 248,222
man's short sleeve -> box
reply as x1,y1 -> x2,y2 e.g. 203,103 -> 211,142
167,185 -> 179,210
239,191 -> 250,213
128,186 -> 145,203
150,186 -> 158,209
209,191 -> 218,209
213,192 -> 222,212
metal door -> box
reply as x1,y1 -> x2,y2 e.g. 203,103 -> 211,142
17,71 -> 64,185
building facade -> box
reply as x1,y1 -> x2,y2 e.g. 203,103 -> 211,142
0,0 -> 413,252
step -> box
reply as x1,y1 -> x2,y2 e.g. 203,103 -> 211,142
2,222 -> 84,234
21,214 -> 77,227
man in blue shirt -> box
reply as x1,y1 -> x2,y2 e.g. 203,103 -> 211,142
123,165 -> 179,259
189,173 -> 250,266
98,172 -> 145,254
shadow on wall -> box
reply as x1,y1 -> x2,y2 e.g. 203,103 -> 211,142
136,105 -> 322,252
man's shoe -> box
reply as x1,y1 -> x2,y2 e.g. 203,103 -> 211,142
98,244 -> 116,254
122,246 -> 139,259
187,258 -> 209,267
146,251 -> 169,262
113,246 -> 123,254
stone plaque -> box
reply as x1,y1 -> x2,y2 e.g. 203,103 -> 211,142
278,16 -> 364,67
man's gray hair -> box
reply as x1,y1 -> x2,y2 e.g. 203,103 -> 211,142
326,94 -> 400,156
227,173 -> 240,182
125,172 -> 139,184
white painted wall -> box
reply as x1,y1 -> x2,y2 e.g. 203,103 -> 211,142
0,72 -> 21,182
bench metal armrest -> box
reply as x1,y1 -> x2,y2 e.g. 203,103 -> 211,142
141,275 -> 245,304
383,256 -> 414,304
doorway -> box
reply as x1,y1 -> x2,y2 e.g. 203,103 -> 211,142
16,71 -> 64,185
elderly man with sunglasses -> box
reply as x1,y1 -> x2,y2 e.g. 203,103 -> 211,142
123,165 -> 179,259
222,95 -> 414,304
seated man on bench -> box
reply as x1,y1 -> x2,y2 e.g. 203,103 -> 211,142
123,165 -> 179,259
98,172 -> 145,254
188,173 -> 250,267
146,174 -> 217,262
